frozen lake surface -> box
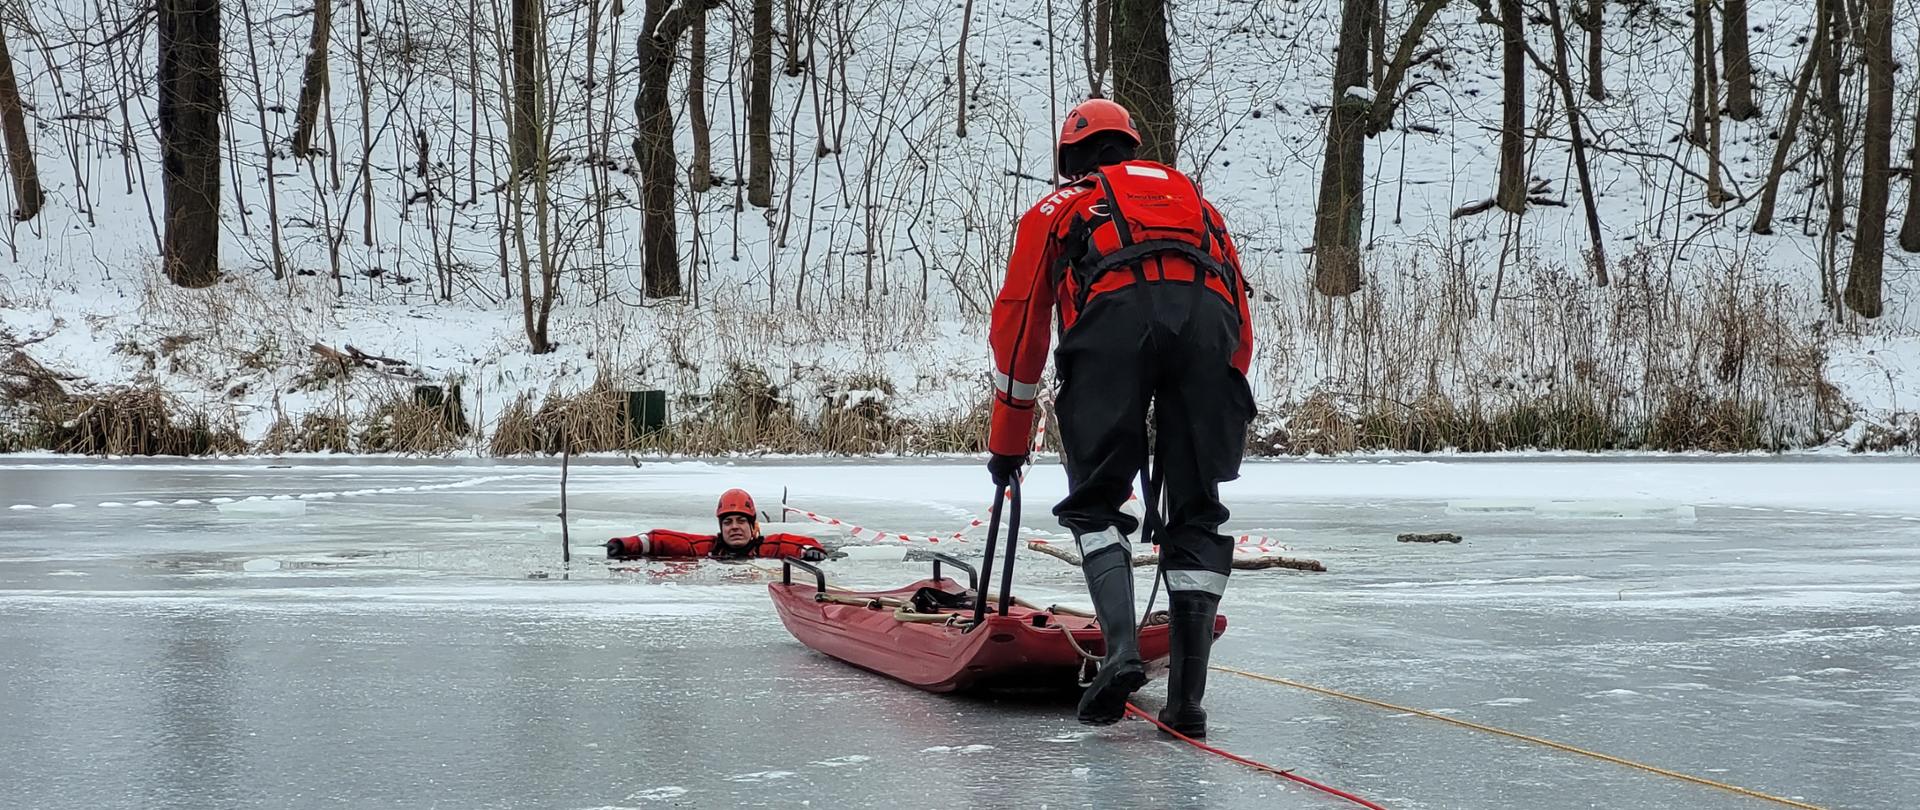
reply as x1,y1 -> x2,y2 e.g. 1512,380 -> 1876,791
3,457 -> 1917,809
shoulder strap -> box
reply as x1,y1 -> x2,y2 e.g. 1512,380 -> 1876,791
1088,169 -> 1134,247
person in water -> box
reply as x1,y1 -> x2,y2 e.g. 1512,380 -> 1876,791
606,488 -> 828,561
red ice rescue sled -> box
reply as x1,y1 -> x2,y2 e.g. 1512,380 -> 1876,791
767,480 -> 1226,693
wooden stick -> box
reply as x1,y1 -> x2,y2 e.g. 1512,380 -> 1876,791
559,443 -> 572,564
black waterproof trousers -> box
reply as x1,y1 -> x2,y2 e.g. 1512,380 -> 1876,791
1051,284 -> 1254,587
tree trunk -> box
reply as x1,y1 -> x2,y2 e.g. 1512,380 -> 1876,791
1313,0 -> 1376,297
1845,0 -> 1892,318
1367,0 -> 1450,136
1111,0 -> 1176,165
783,0 -> 803,76
1371,0 -> 1388,89
1700,0 -> 1729,207
354,0 -> 371,246
1752,9 -> 1823,235
1899,22 -> 1920,252
1547,0 -> 1606,286
510,0 -> 542,177
1821,0 -> 1847,316
1496,0 -> 1526,213
0,22 -> 43,222
957,0 -> 975,137
689,7 -> 714,193
290,0 -> 332,159
1723,0 -> 1758,120
158,0 -> 222,289
1095,0 -> 1110,97
237,0 -> 285,279
748,0 -> 774,207
1582,0 -> 1605,100
1084,0 -> 1110,97
635,0 -> 708,298
1689,1 -> 1707,146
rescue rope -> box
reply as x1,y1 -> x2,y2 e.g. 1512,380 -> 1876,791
805,576 -> 1111,629
1123,703 -> 1390,809
1211,666 -> 1829,810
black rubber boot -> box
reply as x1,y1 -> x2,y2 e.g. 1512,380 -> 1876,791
1157,590 -> 1220,738
1076,538 -> 1144,725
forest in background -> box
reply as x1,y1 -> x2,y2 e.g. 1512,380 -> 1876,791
1,0 -> 1918,456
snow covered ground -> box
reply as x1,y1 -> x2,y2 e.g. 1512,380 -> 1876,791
2,458 -> 1916,808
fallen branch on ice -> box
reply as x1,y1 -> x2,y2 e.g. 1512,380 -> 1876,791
1026,540 -> 1327,572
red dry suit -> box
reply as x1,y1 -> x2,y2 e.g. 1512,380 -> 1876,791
987,159 -> 1253,458
988,158 -> 1256,587
605,530 -> 823,561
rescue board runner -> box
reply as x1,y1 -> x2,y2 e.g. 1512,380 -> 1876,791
986,98 -> 1255,736
605,488 -> 828,561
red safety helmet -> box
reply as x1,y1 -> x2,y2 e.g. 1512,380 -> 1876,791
1059,99 -> 1140,149
716,488 -> 758,525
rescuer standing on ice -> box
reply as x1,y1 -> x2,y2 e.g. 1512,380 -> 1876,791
984,99 -> 1255,737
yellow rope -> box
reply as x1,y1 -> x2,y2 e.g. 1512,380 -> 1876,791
1210,666 -> 1828,810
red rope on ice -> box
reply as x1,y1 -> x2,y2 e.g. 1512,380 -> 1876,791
1124,704 -> 1390,810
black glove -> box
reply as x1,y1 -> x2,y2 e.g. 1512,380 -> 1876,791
987,453 -> 1028,486
800,547 -> 827,562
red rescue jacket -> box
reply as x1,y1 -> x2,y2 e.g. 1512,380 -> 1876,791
988,160 -> 1254,456
605,530 -> 823,560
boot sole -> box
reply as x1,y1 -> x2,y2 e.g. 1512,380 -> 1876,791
1077,666 -> 1148,725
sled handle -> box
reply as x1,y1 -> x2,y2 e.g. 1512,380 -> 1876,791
996,476 -> 1022,617
931,553 -> 978,591
971,482 -> 1006,627
972,477 -> 1022,626
781,556 -> 827,594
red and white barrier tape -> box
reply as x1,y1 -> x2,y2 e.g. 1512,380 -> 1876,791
783,502 -> 1288,554
786,506 -> 982,545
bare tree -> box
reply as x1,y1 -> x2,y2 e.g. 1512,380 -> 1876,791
957,0 -> 975,137
1820,0 -> 1848,315
783,0 -> 802,75
510,0 -> 543,176
353,0 -> 371,246
1081,0 -> 1110,97
1752,5 -> 1824,235
1367,0 -> 1450,135
1723,0 -> 1759,120
1313,0 -> 1378,296
1699,0 -> 1729,206
1111,0 -> 1175,165
1372,0 -> 1388,89
236,0 -> 285,278
1845,0 -> 1892,317
0,18 -> 43,222
690,6 -> 715,192
1307,0 -> 1451,296
1579,0 -> 1605,100
1546,0 -> 1606,285
509,0 -> 560,353
1496,0 -> 1526,213
635,0 -> 717,298
158,0 -> 222,288
1903,80 -> 1920,252
1688,0 -> 1708,145
748,0 -> 774,207
290,0 -> 332,159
